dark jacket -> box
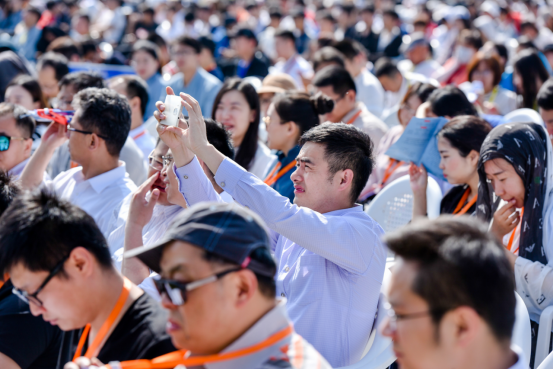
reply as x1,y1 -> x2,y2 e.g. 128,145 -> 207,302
220,52 -> 270,79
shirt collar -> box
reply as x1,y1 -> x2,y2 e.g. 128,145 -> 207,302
129,125 -> 146,139
277,145 -> 300,162
323,204 -> 364,216
342,102 -> 367,123
87,162 -> 127,194
7,157 -> 29,178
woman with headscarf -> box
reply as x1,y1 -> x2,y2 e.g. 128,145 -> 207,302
477,122 -> 553,325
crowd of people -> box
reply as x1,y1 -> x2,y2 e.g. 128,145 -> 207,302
0,0 -> 552,368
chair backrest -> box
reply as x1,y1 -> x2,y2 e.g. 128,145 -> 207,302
513,292 -> 532,368
537,352 -> 553,369
503,108 -> 544,125
365,175 -> 442,233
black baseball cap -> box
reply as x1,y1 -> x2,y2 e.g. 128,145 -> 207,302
124,202 -> 275,277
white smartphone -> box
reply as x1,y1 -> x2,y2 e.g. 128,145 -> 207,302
162,95 -> 182,127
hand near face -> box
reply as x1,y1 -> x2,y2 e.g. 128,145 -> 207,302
127,172 -> 161,229
154,87 -> 189,150
490,199 -> 520,241
408,162 -> 428,196
41,121 -> 68,151
179,93 -> 209,154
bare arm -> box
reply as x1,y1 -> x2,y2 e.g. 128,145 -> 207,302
0,352 -> 21,369
409,163 -> 428,219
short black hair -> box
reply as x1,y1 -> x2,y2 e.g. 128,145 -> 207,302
383,9 -> 399,20
493,43 -> 508,62
173,36 -> 201,54
0,190 -> 113,276
313,65 -> 357,96
361,5 -> 375,14
0,103 -> 36,138
384,216 -> 516,343
437,116 -> 491,157
59,71 -> 104,91
205,118 -> 234,160
374,57 -> 401,79
429,86 -> 478,117
37,52 -> 69,82
300,123 -> 373,203
333,39 -> 366,60
313,46 -> 345,71
25,6 -> 41,20
275,29 -> 296,44
198,36 -> 216,57
108,75 -> 149,117
0,170 -> 19,216
72,88 -> 131,157
537,78 -> 553,111
46,36 -> 81,60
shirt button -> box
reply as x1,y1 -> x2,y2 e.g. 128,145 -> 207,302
281,293 -> 285,297
284,266 -> 290,272
220,182 -> 226,187
183,175 -> 188,179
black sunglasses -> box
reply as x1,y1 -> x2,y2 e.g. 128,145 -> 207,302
0,134 -> 29,152
154,268 -> 241,305
67,124 -> 109,140
12,255 -> 69,307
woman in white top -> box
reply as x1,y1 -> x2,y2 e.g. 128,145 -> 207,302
212,78 -> 276,179
467,52 -> 517,116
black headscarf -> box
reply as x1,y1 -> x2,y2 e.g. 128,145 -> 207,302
477,123 -> 550,264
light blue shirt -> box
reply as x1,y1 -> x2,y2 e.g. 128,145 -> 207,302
175,157 -> 386,367
12,26 -> 41,61
167,67 -> 222,117
145,73 -> 166,122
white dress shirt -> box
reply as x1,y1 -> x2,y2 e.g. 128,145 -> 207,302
247,141 -> 277,179
270,54 -> 313,91
129,125 -> 156,165
175,156 -> 387,367
341,102 -> 388,152
44,162 -> 137,238
354,68 -> 386,118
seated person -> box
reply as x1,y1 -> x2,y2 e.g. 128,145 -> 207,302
383,216 -> 525,369
107,75 -> 156,163
257,73 -> 297,117
19,88 -> 137,238
0,190 -> 175,368
48,72 -> 147,186
374,58 -> 411,114
264,92 -> 333,201
477,123 -> 553,323
313,65 -> 388,151
427,85 -> 479,118
537,78 -> 553,140
36,52 -> 69,103
0,103 -> 35,178
153,93 -> 387,367
220,28 -> 270,79
0,172 -> 63,369
312,46 -> 345,73
410,116 -> 491,218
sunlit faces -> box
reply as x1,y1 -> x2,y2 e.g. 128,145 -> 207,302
214,90 -> 256,147
378,74 -> 403,93
159,241 -> 237,353
171,44 -> 199,73
437,137 -> 479,185
274,36 -> 294,60
0,114 -> 33,171
131,49 -> 159,81
265,103 -> 295,152
471,61 -> 495,94
258,93 -> 275,118
38,65 -> 60,100
484,158 -> 526,208
398,94 -> 422,127
148,145 -> 172,206
5,85 -> 39,110
315,85 -> 355,124
539,107 -> 553,139
161,150 -> 187,208
55,84 -> 76,110
381,259 -> 450,369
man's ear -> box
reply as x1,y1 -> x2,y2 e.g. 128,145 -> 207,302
347,89 -> 357,103
66,247 -> 96,279
335,168 -> 355,197
439,307 -> 481,349
23,138 -> 33,158
88,133 -> 101,151
234,269 -> 258,307
130,96 -> 142,113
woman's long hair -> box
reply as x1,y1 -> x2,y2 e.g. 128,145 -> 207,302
211,78 -> 260,171
7,75 -> 48,109
513,50 -> 550,109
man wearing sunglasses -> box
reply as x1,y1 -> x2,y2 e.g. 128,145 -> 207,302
19,87 -> 137,238
381,217 -> 526,369
0,190 -> 175,369
0,103 -> 36,178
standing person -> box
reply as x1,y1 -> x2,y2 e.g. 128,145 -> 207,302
271,29 -> 314,91
130,40 -> 165,122
382,217 -> 525,369
167,36 -> 222,116
333,39 -> 386,118
108,75 -> 156,163
409,116 -> 492,219
36,52 -> 69,104
257,74 -> 297,117
264,92 -> 333,201
153,94 -> 387,367
19,88 -> 137,238
467,52 -> 517,116
313,66 -> 388,150
221,28 -> 269,79
0,190 -> 175,368
537,78 -> 553,140
513,50 -> 550,110
212,78 -> 275,179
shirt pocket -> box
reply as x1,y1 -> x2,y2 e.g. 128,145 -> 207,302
289,254 -> 326,306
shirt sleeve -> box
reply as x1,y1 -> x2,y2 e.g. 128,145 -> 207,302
214,158 -> 385,275
174,157 -> 225,206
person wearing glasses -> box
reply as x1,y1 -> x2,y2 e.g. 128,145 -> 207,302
166,36 -> 222,116
0,190 -> 176,369
381,217 -> 526,369
19,88 -> 137,238
313,65 -> 388,152
0,173 -> 63,369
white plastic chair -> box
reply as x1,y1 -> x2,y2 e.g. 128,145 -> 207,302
534,306 -> 553,369
335,269 -> 395,369
503,108 -> 544,125
513,292 -> 532,367
537,351 -> 553,369
365,175 -> 442,234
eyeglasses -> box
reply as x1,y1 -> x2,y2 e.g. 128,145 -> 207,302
148,155 -> 174,171
384,303 -> 437,332
67,124 -> 109,140
154,268 -> 241,305
12,255 -> 69,307
0,134 -> 29,152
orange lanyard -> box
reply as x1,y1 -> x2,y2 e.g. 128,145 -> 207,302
452,188 -> 477,216
507,207 -> 524,253
381,159 -> 404,186
345,110 -> 362,125
73,278 -> 132,361
0,273 -> 9,290
264,160 -> 296,186
106,324 -> 294,369
132,130 -> 146,140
